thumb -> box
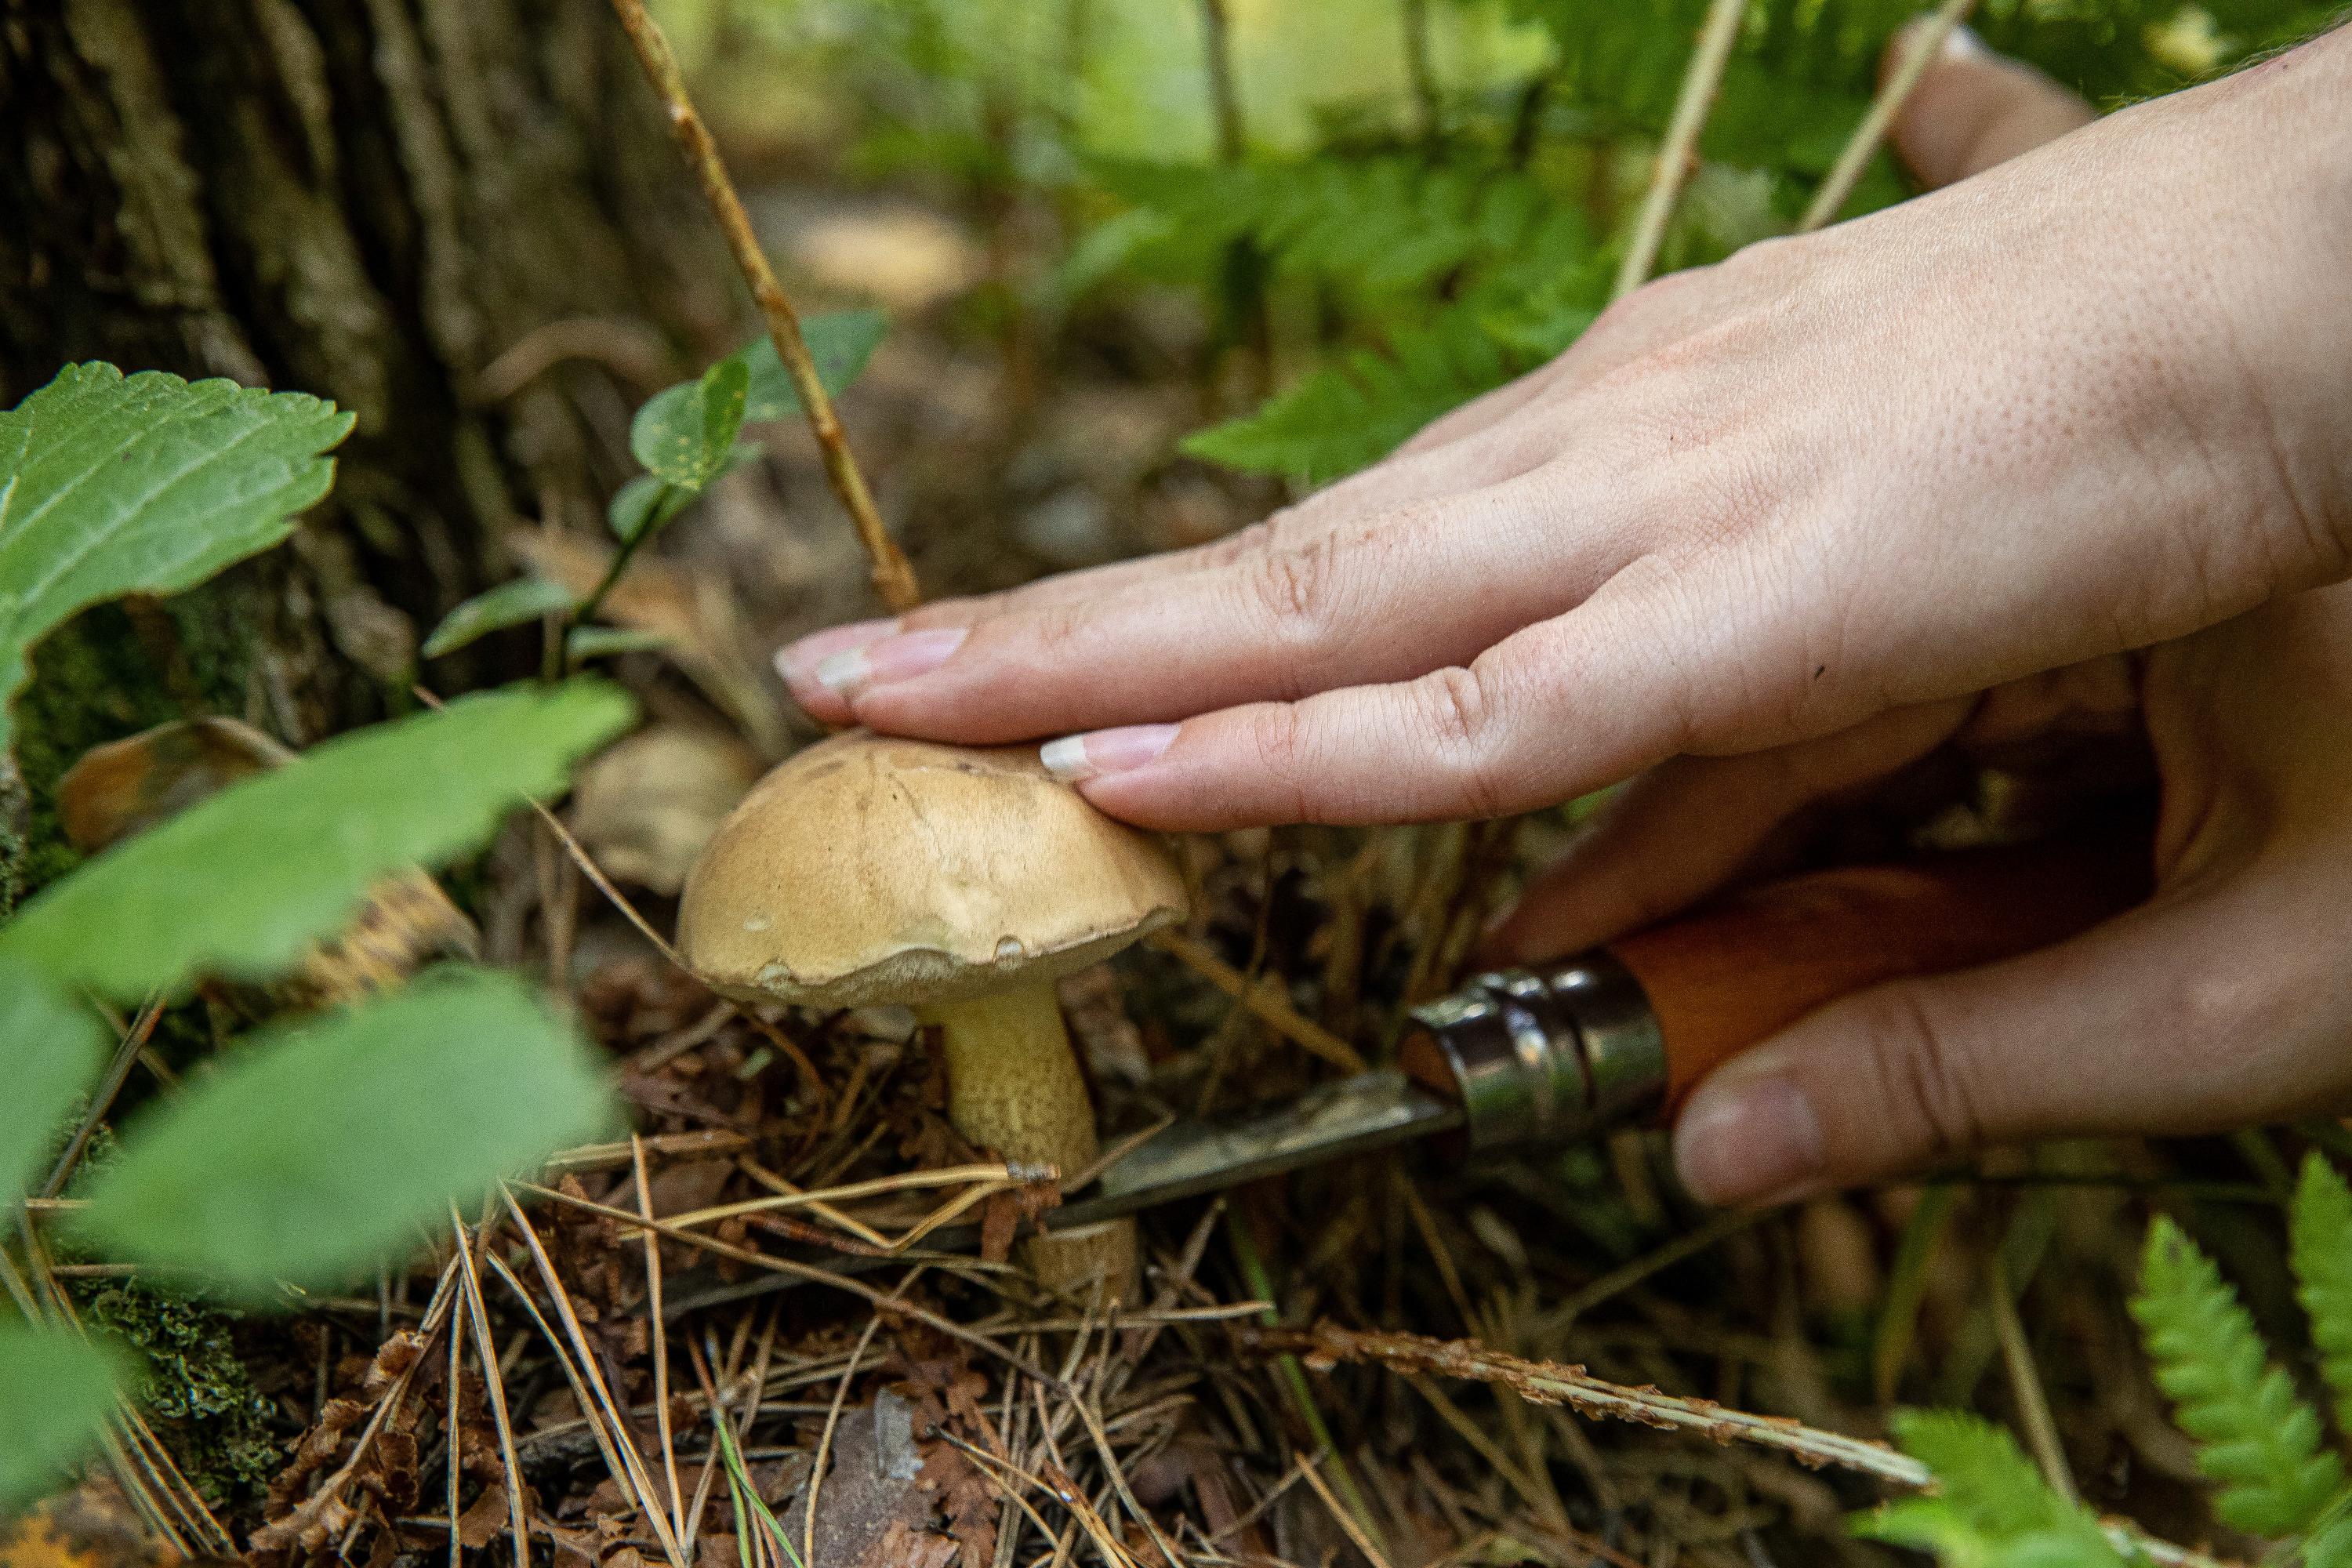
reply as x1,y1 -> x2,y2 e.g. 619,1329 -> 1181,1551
1889,23 -> 2097,188
1669,867 -> 2343,1205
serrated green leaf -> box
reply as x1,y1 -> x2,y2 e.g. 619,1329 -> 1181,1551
0,363 -> 353,754
2293,1153 -> 2352,1436
606,475 -> 695,546
0,1325 -> 125,1515
2307,1514 -> 2352,1568
565,626 -> 673,662
0,682 -> 633,999
71,969 -> 615,1300
421,575 -> 579,659
630,312 -> 885,491
1184,308 -> 1519,484
0,960 -> 104,1206
1858,1413 -> 2126,1568
2134,1215 -> 2343,1535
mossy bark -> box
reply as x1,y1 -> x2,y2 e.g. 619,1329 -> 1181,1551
0,0 -> 728,899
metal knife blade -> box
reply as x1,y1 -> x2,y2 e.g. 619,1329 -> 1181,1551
1043,1069 -> 1463,1232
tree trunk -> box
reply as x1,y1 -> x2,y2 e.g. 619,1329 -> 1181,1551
0,0 -> 723,850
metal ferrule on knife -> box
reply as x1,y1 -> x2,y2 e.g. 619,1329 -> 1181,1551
1398,953 -> 1669,1152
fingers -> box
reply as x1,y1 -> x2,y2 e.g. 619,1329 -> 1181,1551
1670,855 -> 2350,1206
1889,24 -> 2096,189
1033,564 -> 1708,830
1484,699 -> 1974,964
836,463 -> 1635,748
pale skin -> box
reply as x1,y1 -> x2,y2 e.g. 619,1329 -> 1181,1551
780,25 -> 2352,1208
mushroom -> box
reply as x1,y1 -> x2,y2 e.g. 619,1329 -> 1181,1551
676,731 -> 1189,1296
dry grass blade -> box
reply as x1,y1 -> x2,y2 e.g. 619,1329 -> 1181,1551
499,1188 -> 691,1567
632,1138 -> 689,1544
1613,0 -> 1748,298
485,1251 -> 640,1519
448,1206 -> 532,1566
802,1287 -> 892,1568
514,1180 -> 1060,1385
1246,1323 -> 1933,1486
1147,929 -> 1366,1073
1298,1450 -> 1396,1568
670,1161 -> 1011,1231
1799,0 -> 1978,231
40,996 -> 163,1197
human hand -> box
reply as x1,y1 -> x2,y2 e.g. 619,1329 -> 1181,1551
779,23 -> 2351,833
1483,580 -> 2352,1208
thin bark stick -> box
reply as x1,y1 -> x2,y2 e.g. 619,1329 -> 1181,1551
606,0 -> 920,611
1613,0 -> 1748,299
1800,0 -> 1977,232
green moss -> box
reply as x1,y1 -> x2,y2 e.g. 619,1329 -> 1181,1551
69,1276 -> 281,1511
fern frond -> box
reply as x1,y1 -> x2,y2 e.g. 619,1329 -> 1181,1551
2133,1215 -> 2343,1536
2292,1152 -> 2352,1437
1181,309 -> 1518,484
1856,1413 -> 2125,1568
1090,154 -> 1592,308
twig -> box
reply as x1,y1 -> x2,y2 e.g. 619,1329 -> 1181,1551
1799,0 -> 1977,232
1147,929 -> 1366,1073
40,996 -> 162,1197
606,0 -> 920,612
1613,0 -> 1748,299
1243,1321 -> 1932,1485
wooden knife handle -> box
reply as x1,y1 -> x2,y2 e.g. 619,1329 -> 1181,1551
1602,836 -> 2153,1116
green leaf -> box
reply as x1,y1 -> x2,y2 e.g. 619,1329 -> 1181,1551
71,969 -> 615,1300
0,960 -> 105,1205
565,626 -> 673,662
2307,1514 -> 2352,1568
2294,1152 -> 2352,1436
0,682 -> 633,1000
606,475 -> 696,546
421,576 -> 579,659
629,311 -> 884,489
0,364 -> 353,754
1183,309 -> 1519,484
736,311 -> 887,422
2133,1215 -> 2343,1535
1856,1413 -> 2125,1568
0,1325 -> 125,1515
632,358 -> 750,490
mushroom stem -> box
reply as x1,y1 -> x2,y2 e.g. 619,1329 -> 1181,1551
920,980 -> 1137,1298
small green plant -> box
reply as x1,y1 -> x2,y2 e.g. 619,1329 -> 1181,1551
1868,1153 -> 2352,1564
0,364 -> 631,1512
423,310 -> 887,664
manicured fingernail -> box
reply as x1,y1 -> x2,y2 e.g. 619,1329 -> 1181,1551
1040,724 -> 1179,782
1673,1075 -> 1825,1207
813,626 -> 966,699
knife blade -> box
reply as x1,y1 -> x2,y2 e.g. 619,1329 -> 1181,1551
1044,1069 -> 1465,1231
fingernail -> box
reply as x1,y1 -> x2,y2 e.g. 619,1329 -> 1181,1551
1040,724 -> 1179,782
777,618 -> 898,679
1673,1075 -> 1826,1207
813,626 -> 966,699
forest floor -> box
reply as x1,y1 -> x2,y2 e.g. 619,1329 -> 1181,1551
20,157 -> 2281,1568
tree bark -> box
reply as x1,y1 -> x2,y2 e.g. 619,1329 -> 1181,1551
0,0 -> 724,884
0,0 -> 724,683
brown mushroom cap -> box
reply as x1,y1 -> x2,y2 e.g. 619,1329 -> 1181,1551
677,731 -> 1189,1008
